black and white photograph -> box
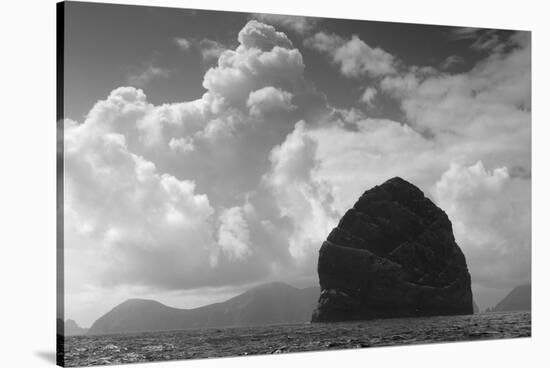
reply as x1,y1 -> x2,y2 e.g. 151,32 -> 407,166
55,1 -> 534,367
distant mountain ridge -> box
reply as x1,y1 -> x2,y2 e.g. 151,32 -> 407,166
88,282 -> 319,335
492,284 -> 531,312
64,319 -> 89,336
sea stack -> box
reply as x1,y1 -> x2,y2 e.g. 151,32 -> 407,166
312,177 -> 473,322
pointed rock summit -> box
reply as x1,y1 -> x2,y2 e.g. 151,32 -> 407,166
312,177 -> 473,322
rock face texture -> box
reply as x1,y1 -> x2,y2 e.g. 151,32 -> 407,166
312,177 -> 473,322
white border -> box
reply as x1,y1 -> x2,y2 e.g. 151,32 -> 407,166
1,0 -> 548,367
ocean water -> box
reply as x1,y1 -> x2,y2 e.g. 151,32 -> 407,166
62,311 -> 531,367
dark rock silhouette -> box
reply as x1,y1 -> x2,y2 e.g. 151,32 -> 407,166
492,284 -> 531,312
312,177 -> 473,322
64,319 -> 88,336
89,282 -> 319,335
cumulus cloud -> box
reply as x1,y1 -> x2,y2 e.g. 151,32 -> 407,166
328,107 -> 366,125
305,32 -> 397,78
215,206 -> 252,263
126,65 -> 170,88
63,86 -> 283,297
359,86 -> 377,106
306,118 -> 442,212
247,86 -> 296,117
116,20 -> 311,160
334,36 -> 397,78
137,92 -> 225,148
449,27 -> 505,52
203,25 -> 304,107
88,86 -> 214,150
64,89 -> 218,290
81,87 -> 153,149
440,55 -> 464,70
175,37 -> 227,63
174,37 -> 191,50
381,33 -> 531,172
433,162 -> 531,292
293,32 -> 530,307
265,121 -> 339,259
197,112 -> 247,141
198,39 -> 227,63
168,136 -> 195,153
64,21 -> 314,300
237,20 -> 293,51
119,20 -> 308,151
270,102 -> 530,307
304,32 -> 343,53
252,13 -> 319,35
65,19 -> 530,323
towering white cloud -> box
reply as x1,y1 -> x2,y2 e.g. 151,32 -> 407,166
237,20 -> 294,51
265,121 -> 338,259
307,118 -> 441,212
64,21 -> 312,300
433,162 -> 531,290
125,20 -> 307,152
203,41 -> 304,107
64,88 -> 217,290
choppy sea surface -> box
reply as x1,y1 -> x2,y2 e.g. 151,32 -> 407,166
62,311 -> 531,367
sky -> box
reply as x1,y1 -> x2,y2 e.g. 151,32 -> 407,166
61,2 -> 531,326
